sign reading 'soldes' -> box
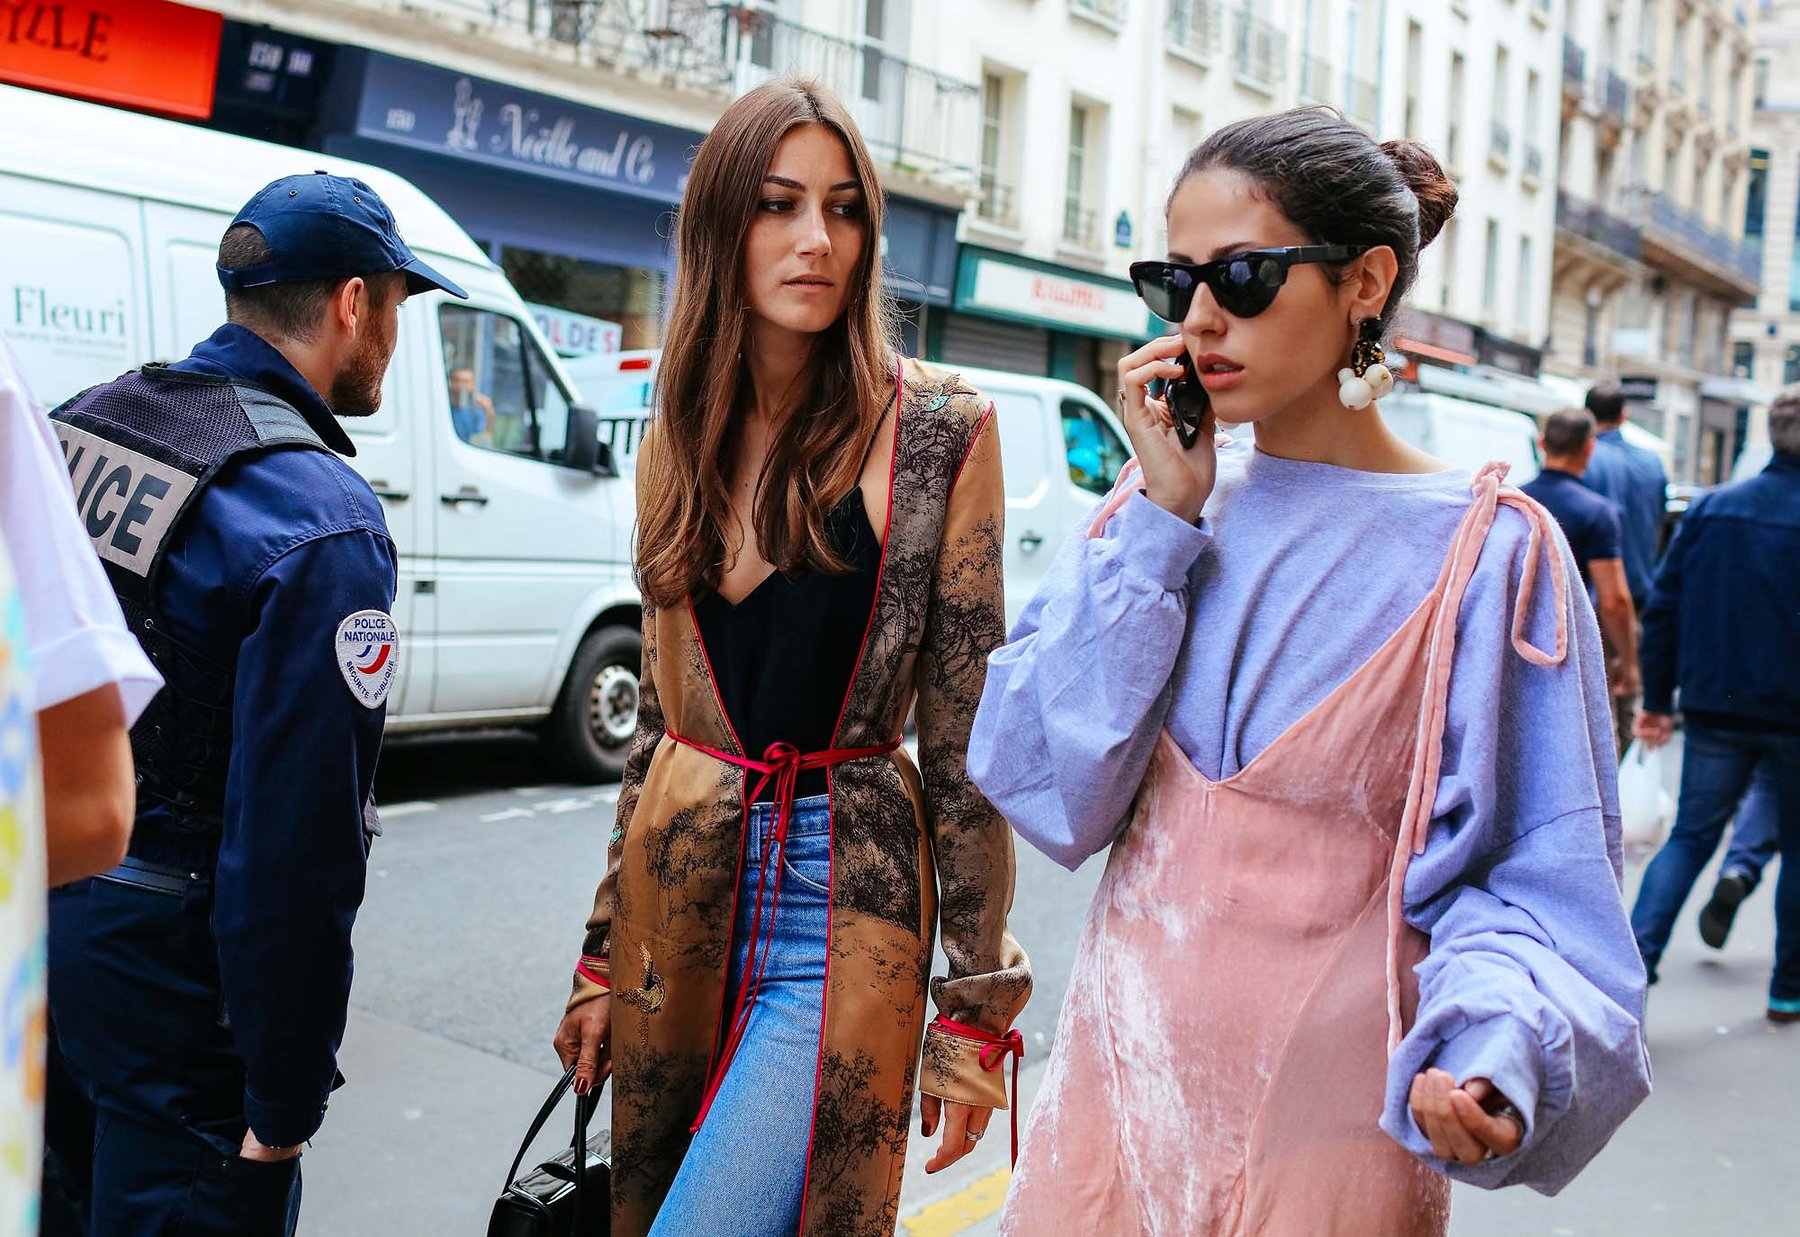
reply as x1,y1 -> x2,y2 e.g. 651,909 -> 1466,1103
353,52 -> 698,204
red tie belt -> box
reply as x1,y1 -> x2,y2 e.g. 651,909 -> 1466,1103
665,729 -> 901,1133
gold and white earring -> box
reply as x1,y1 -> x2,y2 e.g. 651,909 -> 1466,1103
1337,319 -> 1394,410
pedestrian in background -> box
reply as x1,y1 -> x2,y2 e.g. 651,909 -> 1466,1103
0,334 -> 161,1237
1581,385 -> 1670,753
974,108 -> 1649,1236
1521,408 -> 1639,735
553,80 -> 1029,1236
41,174 -> 466,1235
1630,389 -> 1800,1024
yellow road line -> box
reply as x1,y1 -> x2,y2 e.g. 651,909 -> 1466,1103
901,1167 -> 1012,1237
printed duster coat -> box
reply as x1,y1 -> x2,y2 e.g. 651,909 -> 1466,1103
567,359 -> 1033,1237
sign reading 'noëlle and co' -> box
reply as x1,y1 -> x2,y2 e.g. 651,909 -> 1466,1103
352,52 -> 700,205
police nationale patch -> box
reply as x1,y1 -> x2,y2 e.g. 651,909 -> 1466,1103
334,610 -> 399,709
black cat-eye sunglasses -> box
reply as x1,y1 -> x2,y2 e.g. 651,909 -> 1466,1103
1129,244 -> 1371,322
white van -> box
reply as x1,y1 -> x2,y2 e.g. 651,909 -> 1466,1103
1380,392 -> 1542,482
952,366 -> 1134,629
0,85 -> 644,780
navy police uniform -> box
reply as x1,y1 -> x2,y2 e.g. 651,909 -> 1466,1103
43,175 -> 466,1235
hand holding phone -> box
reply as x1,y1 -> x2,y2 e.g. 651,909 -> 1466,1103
1115,335 -> 1218,523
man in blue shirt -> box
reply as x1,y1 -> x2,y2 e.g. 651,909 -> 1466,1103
45,174 -> 466,1234
1630,391 -> 1800,1024
1521,409 -> 1639,727
1581,386 -> 1669,750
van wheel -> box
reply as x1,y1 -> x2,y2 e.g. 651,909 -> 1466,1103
549,626 -> 641,784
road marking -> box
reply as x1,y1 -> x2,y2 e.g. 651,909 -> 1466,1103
901,1167 -> 1011,1237
379,801 -> 438,818
479,808 -> 539,823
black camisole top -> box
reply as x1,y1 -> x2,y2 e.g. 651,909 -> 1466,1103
693,487 -> 883,803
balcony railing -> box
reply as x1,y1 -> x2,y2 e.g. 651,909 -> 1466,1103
1564,37 -> 1587,88
1070,0 -> 1125,25
1168,0 -> 1223,59
1604,69 -> 1631,119
1630,188 -> 1762,285
977,179 -> 1018,230
1525,144 -> 1545,182
403,2 -> 981,188
1556,189 -> 1644,261
1063,203 -> 1098,249
1234,9 -> 1285,90
1490,120 -> 1513,164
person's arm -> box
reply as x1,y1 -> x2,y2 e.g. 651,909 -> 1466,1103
214,528 -> 395,1150
567,598 -> 662,1013
1381,512 -> 1651,1194
1635,499 -> 1692,746
969,477 -> 1211,870
38,683 -> 133,884
1591,558 -> 1637,695
913,407 -> 1030,1170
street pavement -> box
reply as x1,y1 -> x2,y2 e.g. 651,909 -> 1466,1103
299,732 -> 1798,1236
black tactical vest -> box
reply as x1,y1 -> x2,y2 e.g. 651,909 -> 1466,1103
51,365 -> 333,836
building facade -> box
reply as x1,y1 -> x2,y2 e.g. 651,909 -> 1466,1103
1547,0 -> 1761,484
1729,0 -> 1800,462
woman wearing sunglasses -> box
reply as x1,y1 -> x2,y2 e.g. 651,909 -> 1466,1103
970,108 -> 1650,1234
552,81 -> 1030,1236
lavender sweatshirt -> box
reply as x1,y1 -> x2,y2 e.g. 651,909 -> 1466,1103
970,441 -> 1651,1195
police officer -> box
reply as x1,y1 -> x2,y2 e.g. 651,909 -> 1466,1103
43,173 -> 466,1235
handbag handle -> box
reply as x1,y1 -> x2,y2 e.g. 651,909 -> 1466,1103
502,1064 -> 602,1190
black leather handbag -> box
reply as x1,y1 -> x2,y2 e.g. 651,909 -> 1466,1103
488,1065 -> 610,1237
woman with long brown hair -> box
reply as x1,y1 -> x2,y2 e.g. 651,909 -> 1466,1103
551,80 -> 1031,1237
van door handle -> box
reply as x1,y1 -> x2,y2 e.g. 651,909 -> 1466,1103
368,481 -> 409,502
1019,531 -> 1044,552
440,487 -> 490,507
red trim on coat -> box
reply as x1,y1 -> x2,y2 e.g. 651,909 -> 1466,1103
799,352 -> 906,1233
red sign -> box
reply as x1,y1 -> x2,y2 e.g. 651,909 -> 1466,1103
1,0 -> 223,119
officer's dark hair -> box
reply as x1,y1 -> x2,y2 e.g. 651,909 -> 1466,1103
1171,107 -> 1459,337
1585,385 -> 1627,426
217,224 -> 399,343
1542,408 -> 1597,458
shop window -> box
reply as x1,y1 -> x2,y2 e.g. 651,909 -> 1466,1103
1732,340 -> 1754,379
1785,344 -> 1800,385
499,246 -> 666,352
1061,399 -> 1129,496
438,305 -> 572,464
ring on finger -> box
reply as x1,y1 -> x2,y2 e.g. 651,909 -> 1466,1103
965,1130 -> 984,1142
1116,388 -> 1127,413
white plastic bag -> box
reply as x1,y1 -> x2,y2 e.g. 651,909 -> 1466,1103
1618,740 -> 1674,851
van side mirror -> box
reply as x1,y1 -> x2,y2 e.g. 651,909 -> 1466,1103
562,405 -> 617,477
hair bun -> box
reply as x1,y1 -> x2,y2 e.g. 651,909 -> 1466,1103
1380,139 -> 1458,250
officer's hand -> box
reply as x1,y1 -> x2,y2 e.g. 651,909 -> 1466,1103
239,1130 -> 302,1163
554,996 -> 612,1097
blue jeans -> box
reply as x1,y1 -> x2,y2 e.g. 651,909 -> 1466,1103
1630,726 -> 1800,1002
1720,763 -> 1782,888
650,795 -> 830,1236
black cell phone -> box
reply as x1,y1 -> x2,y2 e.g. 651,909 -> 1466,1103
1155,350 -> 1209,449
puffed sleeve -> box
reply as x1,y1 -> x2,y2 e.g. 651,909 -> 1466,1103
1381,507 -> 1652,1194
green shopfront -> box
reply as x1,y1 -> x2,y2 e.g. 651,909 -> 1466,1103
934,247 -> 1149,395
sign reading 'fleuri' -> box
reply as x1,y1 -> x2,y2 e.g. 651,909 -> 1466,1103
352,52 -> 701,205
0,0 -> 222,118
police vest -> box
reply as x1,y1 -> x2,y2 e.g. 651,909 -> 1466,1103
51,365 -> 334,834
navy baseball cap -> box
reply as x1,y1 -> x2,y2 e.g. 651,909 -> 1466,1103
216,171 -> 468,299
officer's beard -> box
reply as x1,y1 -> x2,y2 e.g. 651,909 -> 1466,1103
330,313 -> 395,418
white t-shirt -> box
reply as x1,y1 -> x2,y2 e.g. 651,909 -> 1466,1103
0,335 -> 160,719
